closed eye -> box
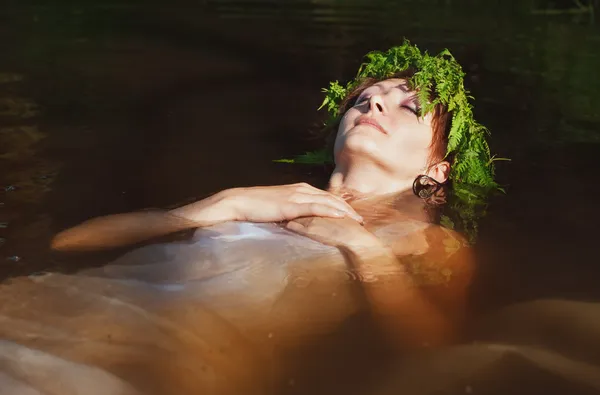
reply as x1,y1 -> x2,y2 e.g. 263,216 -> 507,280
401,104 -> 420,116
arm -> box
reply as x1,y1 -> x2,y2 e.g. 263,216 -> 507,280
340,231 -> 473,349
51,183 -> 362,252
51,190 -> 235,251
286,217 -> 475,349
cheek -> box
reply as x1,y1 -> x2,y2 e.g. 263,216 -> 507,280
334,111 -> 357,153
333,125 -> 345,157
338,109 -> 358,134
389,124 -> 434,164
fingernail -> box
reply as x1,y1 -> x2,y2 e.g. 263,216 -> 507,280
350,213 -> 363,222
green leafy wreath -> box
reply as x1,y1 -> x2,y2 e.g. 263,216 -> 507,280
275,40 -> 508,241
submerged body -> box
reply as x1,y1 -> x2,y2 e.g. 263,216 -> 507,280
0,43 -> 499,394
3,220 -> 600,395
0,196 -> 472,395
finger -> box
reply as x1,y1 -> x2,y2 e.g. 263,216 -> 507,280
281,203 -> 346,221
286,220 -> 320,239
285,220 -> 305,233
51,211 -> 198,251
289,194 -> 363,223
289,217 -> 314,227
318,193 -> 363,222
286,219 -> 334,245
295,184 -> 352,205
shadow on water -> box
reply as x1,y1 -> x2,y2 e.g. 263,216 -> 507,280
1,0 -> 600,394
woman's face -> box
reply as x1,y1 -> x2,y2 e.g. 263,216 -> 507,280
334,78 -> 438,180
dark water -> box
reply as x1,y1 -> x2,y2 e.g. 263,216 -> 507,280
1,0 -> 600,393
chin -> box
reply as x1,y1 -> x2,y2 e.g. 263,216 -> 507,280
341,131 -> 382,155
336,147 -> 391,171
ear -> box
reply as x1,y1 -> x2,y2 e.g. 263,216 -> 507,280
426,161 -> 450,184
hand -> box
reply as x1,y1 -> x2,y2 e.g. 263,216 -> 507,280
170,183 -> 363,225
285,216 -> 379,249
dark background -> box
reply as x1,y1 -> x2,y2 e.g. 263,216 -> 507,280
0,0 -> 599,316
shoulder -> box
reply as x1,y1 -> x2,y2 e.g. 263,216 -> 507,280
413,224 -> 476,289
379,219 -> 471,257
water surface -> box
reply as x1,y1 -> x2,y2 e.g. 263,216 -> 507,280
1,1 -> 600,394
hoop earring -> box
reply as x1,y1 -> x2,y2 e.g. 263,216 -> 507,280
412,175 -> 444,199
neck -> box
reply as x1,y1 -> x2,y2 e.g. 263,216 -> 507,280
327,162 -> 416,198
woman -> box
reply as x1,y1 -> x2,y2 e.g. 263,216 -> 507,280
0,41 -> 497,395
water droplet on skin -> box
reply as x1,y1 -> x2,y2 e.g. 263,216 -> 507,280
0,222 -> 8,229
6,256 -> 21,262
288,379 -> 295,386
0,238 -> 5,246
465,385 -> 473,393
3,185 -> 16,192
268,332 -> 274,339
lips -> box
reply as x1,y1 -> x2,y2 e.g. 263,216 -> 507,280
356,116 -> 387,134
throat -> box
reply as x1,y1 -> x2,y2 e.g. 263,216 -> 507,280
327,186 -> 368,203
338,189 -> 431,229
327,166 -> 417,198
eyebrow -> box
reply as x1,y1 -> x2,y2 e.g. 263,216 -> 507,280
407,93 -> 423,110
394,83 -> 425,110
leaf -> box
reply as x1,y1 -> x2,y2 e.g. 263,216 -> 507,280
278,40 -> 509,241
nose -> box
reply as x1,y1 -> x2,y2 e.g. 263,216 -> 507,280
369,94 -> 385,114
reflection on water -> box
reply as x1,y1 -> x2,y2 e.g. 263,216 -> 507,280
0,200 -> 473,394
1,0 -> 600,394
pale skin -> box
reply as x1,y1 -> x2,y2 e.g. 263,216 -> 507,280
51,78 -> 474,349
